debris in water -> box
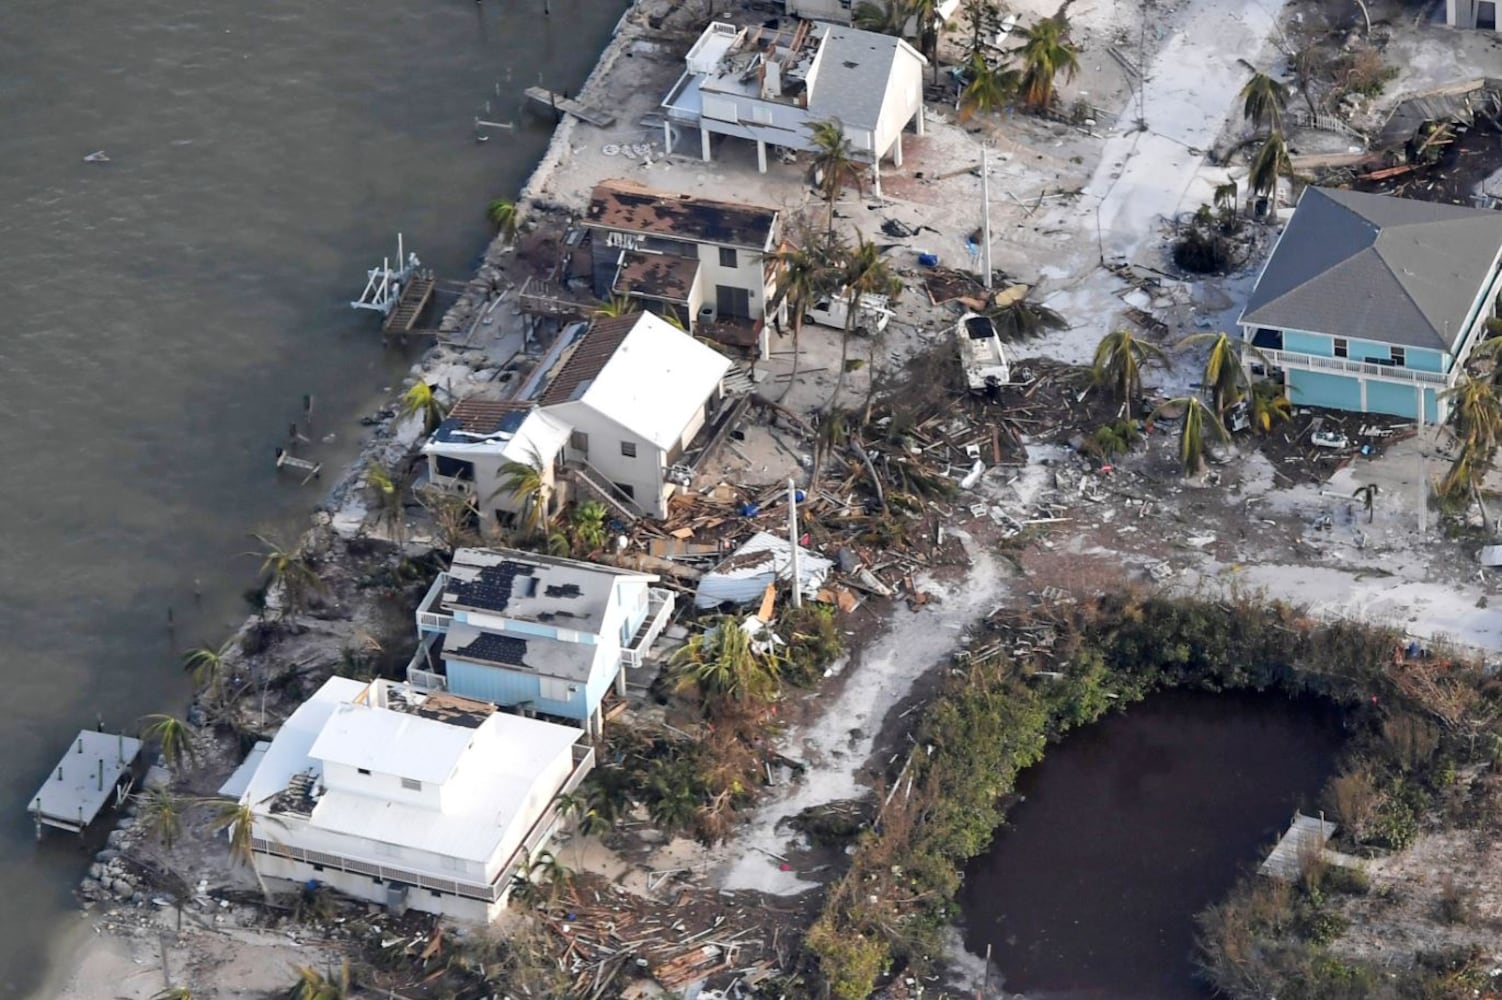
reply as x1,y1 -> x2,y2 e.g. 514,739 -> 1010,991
83,151 -> 110,163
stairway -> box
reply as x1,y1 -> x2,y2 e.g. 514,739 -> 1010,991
721,363 -> 756,395
567,461 -> 644,522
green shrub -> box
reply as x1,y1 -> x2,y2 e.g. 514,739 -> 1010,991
781,605 -> 845,686
1322,865 -> 1370,896
806,918 -> 889,1000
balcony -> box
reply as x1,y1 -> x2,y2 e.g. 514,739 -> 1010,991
415,573 -> 452,634
406,632 -> 448,692
621,587 -> 676,669
1257,347 -> 1448,387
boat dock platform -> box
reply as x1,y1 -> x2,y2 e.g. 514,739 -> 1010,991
30,730 -> 143,838
524,86 -> 616,127
1259,812 -> 1338,881
382,271 -> 436,340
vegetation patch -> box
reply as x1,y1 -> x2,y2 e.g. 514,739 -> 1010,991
802,593 -> 1502,999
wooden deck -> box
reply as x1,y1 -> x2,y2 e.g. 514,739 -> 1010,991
30,730 -> 143,836
383,273 -> 436,338
523,86 -> 616,127
1259,812 -> 1337,881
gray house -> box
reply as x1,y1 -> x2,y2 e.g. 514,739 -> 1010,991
1238,187 -> 1502,421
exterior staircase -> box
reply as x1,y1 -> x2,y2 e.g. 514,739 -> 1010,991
566,460 -> 645,522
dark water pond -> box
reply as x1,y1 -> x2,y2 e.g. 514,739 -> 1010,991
957,688 -> 1345,1000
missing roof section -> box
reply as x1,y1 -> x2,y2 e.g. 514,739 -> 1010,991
587,179 -> 778,250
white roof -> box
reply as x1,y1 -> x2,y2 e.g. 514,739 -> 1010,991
571,312 -> 732,451
309,702 -> 476,785
309,711 -> 580,862
422,407 -> 572,465
217,740 -> 271,799
243,678 -> 584,864
242,676 -> 366,806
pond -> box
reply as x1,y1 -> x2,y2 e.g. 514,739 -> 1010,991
957,688 -> 1345,999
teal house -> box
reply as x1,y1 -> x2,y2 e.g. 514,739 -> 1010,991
405,548 -> 675,738
1238,187 -> 1502,422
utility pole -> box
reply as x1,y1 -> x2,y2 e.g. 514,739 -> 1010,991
787,478 -> 802,609
1416,382 -> 1426,538
980,145 -> 993,290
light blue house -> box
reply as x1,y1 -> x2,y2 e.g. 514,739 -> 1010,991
406,548 -> 675,738
1238,187 -> 1502,423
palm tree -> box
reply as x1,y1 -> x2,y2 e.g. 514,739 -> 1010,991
1152,396 -> 1230,477
1239,70 -> 1289,134
365,461 -> 406,543
1248,379 -> 1293,434
250,532 -> 324,620
212,797 -> 283,901
768,242 -> 833,401
1017,15 -> 1079,111
1352,483 -> 1379,523
182,638 -> 235,697
960,54 -> 1019,121
136,788 -> 188,850
670,617 -> 783,712
400,381 -> 447,434
1439,374 -> 1502,508
1248,130 -> 1292,201
1092,328 -> 1168,420
1213,180 -> 1239,217
593,295 -> 639,319
486,198 -> 520,244
853,0 -> 910,34
808,120 -> 865,232
1177,331 -> 1260,418
830,233 -> 901,410
287,961 -> 351,1000
492,453 -> 551,539
569,500 -> 608,555
988,292 -> 1067,341
141,714 -> 197,773
415,485 -> 479,555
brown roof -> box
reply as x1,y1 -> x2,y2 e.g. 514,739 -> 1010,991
586,179 -> 778,250
446,397 -> 532,434
538,315 -> 639,406
613,251 -> 700,303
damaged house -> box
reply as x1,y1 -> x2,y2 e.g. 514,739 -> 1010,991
661,21 -> 926,180
233,677 -> 593,923
407,547 -> 675,737
583,179 -> 782,357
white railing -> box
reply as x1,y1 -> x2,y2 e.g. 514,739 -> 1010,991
415,574 -> 451,633
620,588 -> 676,669
1259,347 -> 1448,386
407,667 -> 447,692
427,474 -> 474,496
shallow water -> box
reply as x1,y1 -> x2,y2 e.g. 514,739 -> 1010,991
958,688 -> 1344,999
0,0 -> 623,993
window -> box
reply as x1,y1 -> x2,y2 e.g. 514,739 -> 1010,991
1332,338 -> 1348,358
1390,347 -> 1406,367
431,889 -> 444,898
719,247 -> 738,268
312,864 -> 325,872
569,431 -> 589,456
357,768 -> 371,775
613,482 -> 636,499
401,777 -> 422,792
620,441 -> 637,458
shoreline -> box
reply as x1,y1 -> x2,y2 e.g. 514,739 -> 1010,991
34,8 -> 645,999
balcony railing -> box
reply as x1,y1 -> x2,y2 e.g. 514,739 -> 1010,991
1259,347 -> 1448,386
415,573 -> 452,633
250,742 -> 595,906
620,588 -> 676,669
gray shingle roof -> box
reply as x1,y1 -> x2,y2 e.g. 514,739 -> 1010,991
810,27 -> 908,134
1240,187 -> 1502,352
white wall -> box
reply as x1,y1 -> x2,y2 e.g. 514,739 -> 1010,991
425,446 -> 561,524
694,244 -> 768,319
323,761 -> 446,810
547,399 -> 672,517
873,49 -> 924,160
786,0 -> 853,23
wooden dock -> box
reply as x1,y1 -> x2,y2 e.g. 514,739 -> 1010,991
524,86 -> 617,127
383,272 -> 436,338
30,730 -> 143,837
1259,812 -> 1337,881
